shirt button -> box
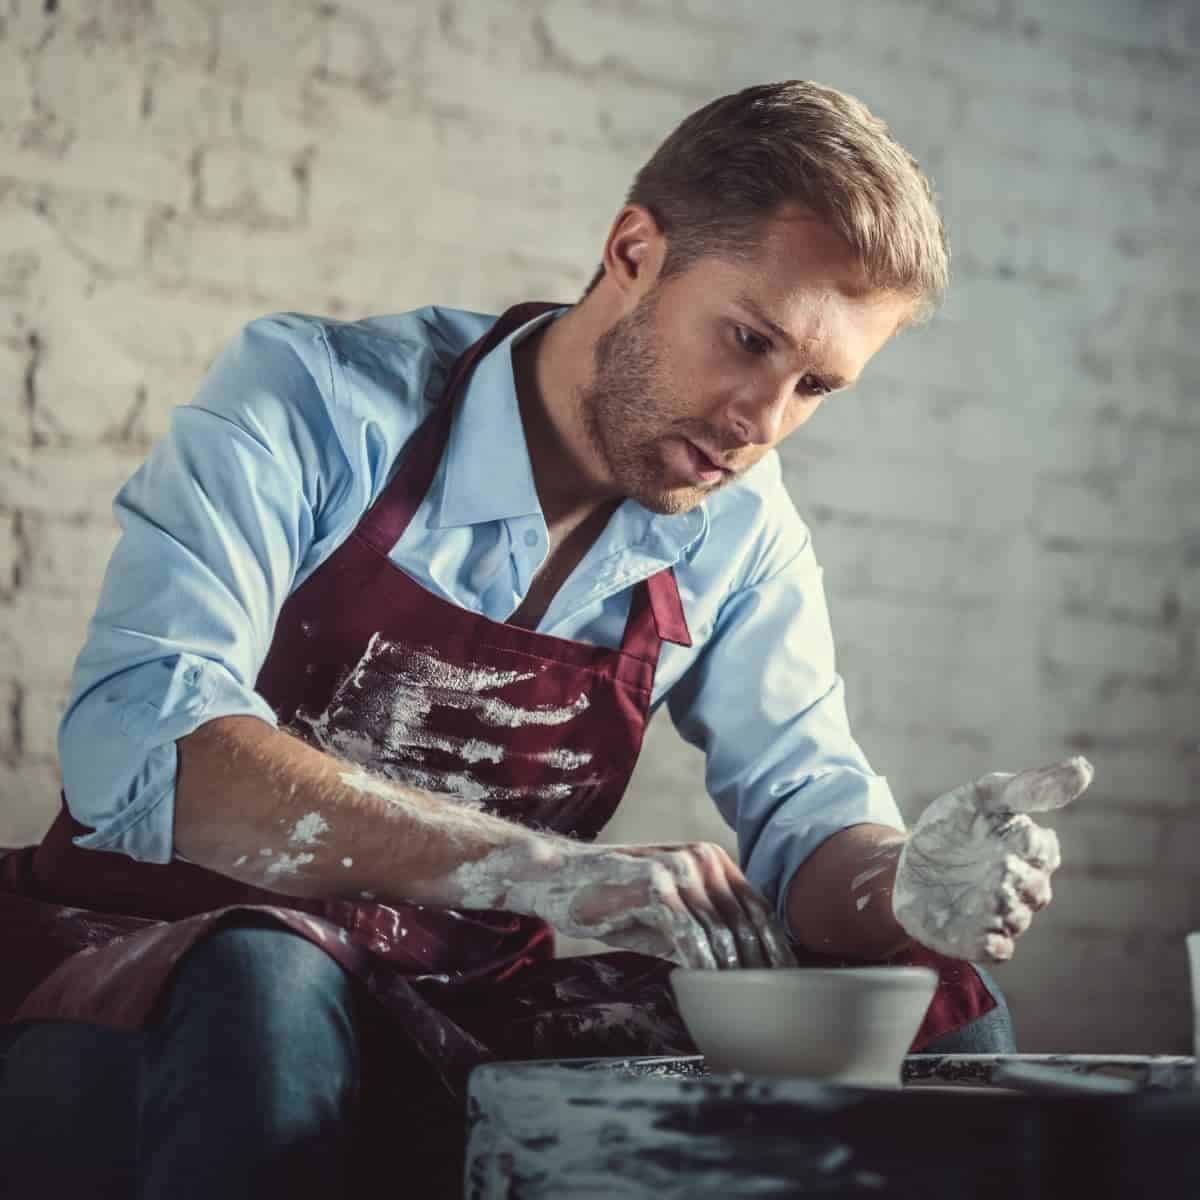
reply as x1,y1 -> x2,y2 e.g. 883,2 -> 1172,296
523,529 -> 538,548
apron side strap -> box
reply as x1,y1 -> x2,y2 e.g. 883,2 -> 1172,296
646,568 -> 692,648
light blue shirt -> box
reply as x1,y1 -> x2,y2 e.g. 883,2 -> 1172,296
58,305 -> 904,928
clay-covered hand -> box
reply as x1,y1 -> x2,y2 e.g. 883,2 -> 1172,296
444,838 -> 797,969
891,757 -> 1093,963
559,841 -> 798,970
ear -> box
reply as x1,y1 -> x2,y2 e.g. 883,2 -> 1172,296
599,204 -> 667,300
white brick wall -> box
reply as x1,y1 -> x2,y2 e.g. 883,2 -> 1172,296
0,0 -> 1196,1054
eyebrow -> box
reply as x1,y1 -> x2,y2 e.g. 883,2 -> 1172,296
734,293 -> 852,391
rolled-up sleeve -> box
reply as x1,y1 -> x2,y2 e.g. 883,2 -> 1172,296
59,315 -> 347,863
666,532 -> 905,932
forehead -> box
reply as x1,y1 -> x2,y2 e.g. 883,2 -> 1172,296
684,214 -> 913,365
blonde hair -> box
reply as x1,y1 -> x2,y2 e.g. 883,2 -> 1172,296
587,80 -> 949,324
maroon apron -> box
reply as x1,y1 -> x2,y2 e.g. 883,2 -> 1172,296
0,302 -> 993,1096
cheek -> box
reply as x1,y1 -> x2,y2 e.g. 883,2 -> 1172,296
782,398 -> 823,437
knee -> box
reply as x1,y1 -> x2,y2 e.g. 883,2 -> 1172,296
157,922 -> 358,1051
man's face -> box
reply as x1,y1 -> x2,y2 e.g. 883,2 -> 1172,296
579,208 -> 914,515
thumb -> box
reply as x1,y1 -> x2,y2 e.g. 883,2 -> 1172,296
976,756 -> 1094,815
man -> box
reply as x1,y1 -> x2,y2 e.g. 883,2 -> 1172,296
0,80 -> 1089,1196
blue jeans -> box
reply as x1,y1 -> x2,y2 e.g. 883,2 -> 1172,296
0,923 -> 363,1199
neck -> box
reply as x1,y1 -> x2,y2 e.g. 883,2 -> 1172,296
512,302 -> 621,531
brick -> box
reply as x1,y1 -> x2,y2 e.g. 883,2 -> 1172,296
961,92 -> 1171,174
540,0 -> 726,93
832,591 -> 1034,678
0,514 -> 19,596
1043,872 -> 1198,935
1035,479 -> 1188,548
1033,675 -> 1197,750
23,516 -> 122,599
859,727 -> 995,820
27,41 -> 145,143
679,0 -> 852,38
941,147 -> 1161,235
79,279 -> 257,374
0,336 -> 30,444
422,35 -> 692,154
210,1 -> 325,85
1159,813 -> 1200,871
0,445 -> 142,521
19,684 -> 68,761
1081,746 -> 1200,811
782,453 -> 961,529
0,125 -> 190,209
0,680 -> 16,760
1131,421 -> 1200,492
1051,807 -> 1163,871
29,317 -> 148,444
0,586 -> 93,690
0,195 -> 94,316
1036,545 -> 1110,617
1105,552 -> 1175,621
143,0 -> 220,67
603,710 -> 732,849
881,18 -> 1078,106
0,760 -> 62,846
1179,565 -> 1200,619
1021,0 -> 1178,51
141,62 -> 238,146
195,145 -> 305,227
1002,928 -> 1194,1052
859,650 -> 1039,747
1045,615 -> 1182,678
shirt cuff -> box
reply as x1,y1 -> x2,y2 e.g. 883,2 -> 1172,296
64,652 -> 279,864
741,769 -> 906,940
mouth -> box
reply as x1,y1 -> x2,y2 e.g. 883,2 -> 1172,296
678,438 -> 731,486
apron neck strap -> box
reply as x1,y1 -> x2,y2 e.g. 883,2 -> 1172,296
359,300 -> 693,655
358,302 -> 563,554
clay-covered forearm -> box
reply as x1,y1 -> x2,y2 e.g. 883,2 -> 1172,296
173,717 -> 797,969
783,823 -> 913,960
173,714 -> 558,908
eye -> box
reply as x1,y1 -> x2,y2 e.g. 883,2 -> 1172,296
733,324 -> 771,357
798,373 -> 829,397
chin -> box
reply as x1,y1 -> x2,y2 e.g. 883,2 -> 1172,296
632,484 -> 707,516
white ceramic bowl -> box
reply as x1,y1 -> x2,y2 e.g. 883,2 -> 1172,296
670,966 -> 938,1088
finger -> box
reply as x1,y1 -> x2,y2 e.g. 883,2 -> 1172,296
1020,824 -> 1060,872
662,852 -> 735,965
611,928 -> 674,959
662,907 -> 721,969
979,757 -> 1094,816
728,876 -> 797,967
980,931 -> 1014,962
690,846 -> 769,968
994,815 -> 1060,872
1000,901 -> 1034,938
1005,855 -> 1052,911
706,846 -> 796,968
648,863 -> 724,970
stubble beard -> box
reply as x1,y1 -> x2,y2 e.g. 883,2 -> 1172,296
578,293 -> 713,517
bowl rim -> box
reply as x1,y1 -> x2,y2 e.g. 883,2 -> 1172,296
670,965 -> 939,989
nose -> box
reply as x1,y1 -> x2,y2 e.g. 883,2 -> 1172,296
724,380 -> 794,448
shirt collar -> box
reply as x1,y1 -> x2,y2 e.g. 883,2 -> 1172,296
432,305 -> 708,561
434,307 -> 563,530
